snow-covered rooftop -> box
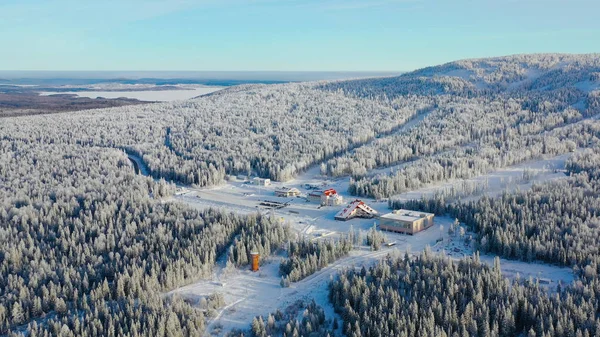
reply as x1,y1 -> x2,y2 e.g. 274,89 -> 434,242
335,200 -> 378,219
275,186 -> 300,192
381,209 -> 434,222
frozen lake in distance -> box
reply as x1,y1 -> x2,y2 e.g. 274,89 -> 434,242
39,86 -> 223,102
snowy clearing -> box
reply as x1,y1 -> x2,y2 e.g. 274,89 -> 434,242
431,232 -> 574,287
389,152 -> 571,203
167,248 -> 390,335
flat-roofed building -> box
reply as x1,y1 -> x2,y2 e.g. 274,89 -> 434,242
379,209 -> 434,235
274,187 -> 301,197
252,177 -> 271,186
307,190 -> 325,203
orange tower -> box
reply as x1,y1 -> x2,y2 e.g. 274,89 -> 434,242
250,252 -> 260,272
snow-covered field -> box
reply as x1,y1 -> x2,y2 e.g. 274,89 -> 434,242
39,86 -> 222,101
167,212 -> 452,335
173,169 -> 392,236
168,248 -> 391,335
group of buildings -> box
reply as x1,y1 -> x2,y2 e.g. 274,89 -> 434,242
272,186 -> 345,206
262,179 -> 435,235
332,202 -> 434,235
330,201 -> 434,235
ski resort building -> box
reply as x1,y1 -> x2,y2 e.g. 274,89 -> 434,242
252,177 -> 271,186
307,188 -> 343,206
379,209 -> 434,235
321,188 -> 343,206
334,200 -> 378,221
307,190 -> 324,203
274,187 -> 301,197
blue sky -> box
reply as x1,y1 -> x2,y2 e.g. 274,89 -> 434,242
1,0 -> 598,71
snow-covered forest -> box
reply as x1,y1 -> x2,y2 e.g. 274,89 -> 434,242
330,252 -> 598,337
373,144 -> 600,336
0,140 -> 291,334
1,83 -> 430,186
392,169 -> 600,268
279,238 -> 352,283
2,54 -> 598,190
2,53 -> 600,336
323,54 -> 600,198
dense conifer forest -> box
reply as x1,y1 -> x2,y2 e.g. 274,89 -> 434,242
0,139 -> 289,335
279,238 -> 352,283
322,54 -> 600,198
227,300 -> 335,337
329,253 -> 599,337
390,149 -> 600,269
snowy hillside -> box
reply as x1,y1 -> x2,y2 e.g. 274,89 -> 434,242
320,53 -> 600,198
321,53 -> 600,96
2,54 -> 598,193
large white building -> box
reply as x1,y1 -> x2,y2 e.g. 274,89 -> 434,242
307,188 -> 343,206
252,177 -> 271,186
379,209 -> 434,235
321,188 -> 343,206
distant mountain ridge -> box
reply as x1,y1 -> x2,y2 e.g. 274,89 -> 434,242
320,53 -> 600,98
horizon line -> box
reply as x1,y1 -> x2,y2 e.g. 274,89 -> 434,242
0,70 -> 404,73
